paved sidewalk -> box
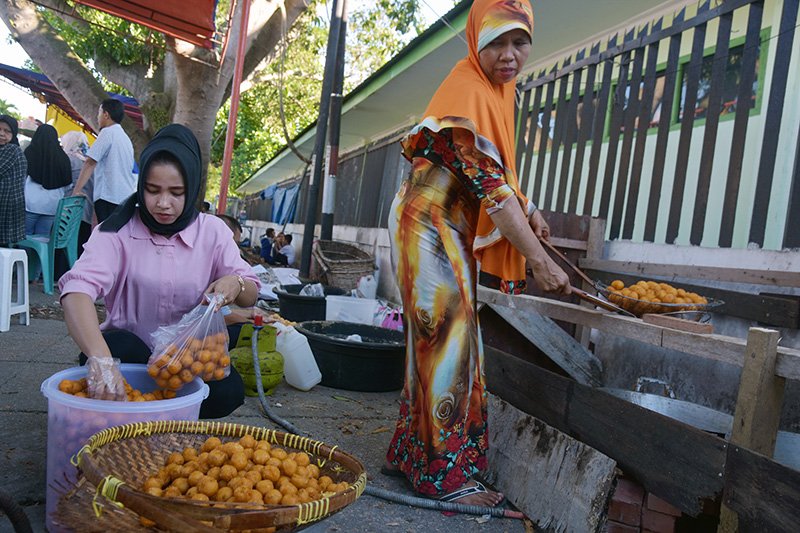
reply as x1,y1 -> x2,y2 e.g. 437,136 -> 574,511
0,283 -> 526,533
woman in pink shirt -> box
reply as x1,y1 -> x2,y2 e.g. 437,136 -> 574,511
59,124 -> 260,418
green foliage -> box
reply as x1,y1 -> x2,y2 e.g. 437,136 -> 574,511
215,0 -> 439,189
0,98 -> 20,118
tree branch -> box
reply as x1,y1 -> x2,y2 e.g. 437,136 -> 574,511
0,0 -> 149,152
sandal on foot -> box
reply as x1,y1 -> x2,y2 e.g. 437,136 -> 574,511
438,480 -> 504,506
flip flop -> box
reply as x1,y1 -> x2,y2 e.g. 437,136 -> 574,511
438,480 -> 505,506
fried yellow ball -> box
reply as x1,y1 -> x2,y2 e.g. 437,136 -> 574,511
318,476 -> 333,490
201,437 -> 222,452
216,486 -> 233,501
253,449 -> 270,465
280,458 -> 297,477
143,477 -> 163,490
197,477 -> 219,497
239,434 -> 257,449
219,464 -> 238,482
270,448 -> 288,461
263,465 -> 281,483
166,452 -> 185,466
208,449 -> 227,467
187,470 -> 205,487
171,477 -> 189,494
255,480 -> 274,495
229,451 -> 248,471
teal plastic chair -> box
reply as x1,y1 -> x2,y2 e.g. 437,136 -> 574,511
15,196 -> 86,295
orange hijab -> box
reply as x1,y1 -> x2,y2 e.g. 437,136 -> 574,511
401,0 -> 534,289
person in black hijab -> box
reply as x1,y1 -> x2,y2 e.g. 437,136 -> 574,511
24,124 -> 73,236
0,115 -> 27,245
59,124 -> 259,418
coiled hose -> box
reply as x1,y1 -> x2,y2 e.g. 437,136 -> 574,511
250,324 -> 524,520
0,488 -> 33,533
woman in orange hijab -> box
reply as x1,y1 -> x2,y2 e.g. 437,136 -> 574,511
384,0 -> 570,506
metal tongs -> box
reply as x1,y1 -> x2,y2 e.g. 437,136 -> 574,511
539,237 -> 636,318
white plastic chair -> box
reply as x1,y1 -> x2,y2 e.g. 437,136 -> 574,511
0,247 -> 30,332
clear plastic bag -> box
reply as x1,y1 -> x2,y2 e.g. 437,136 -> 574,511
299,283 -> 325,297
147,294 -> 231,390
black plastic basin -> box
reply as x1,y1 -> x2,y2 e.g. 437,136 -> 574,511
295,321 -> 405,392
274,284 -> 348,322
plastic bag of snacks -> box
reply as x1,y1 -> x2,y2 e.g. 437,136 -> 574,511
147,294 -> 231,390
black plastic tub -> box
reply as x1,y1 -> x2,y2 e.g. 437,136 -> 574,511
295,321 -> 405,392
274,284 -> 348,322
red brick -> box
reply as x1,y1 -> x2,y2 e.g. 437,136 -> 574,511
642,508 -> 677,533
646,493 -> 682,517
606,520 -> 640,533
608,498 -> 642,526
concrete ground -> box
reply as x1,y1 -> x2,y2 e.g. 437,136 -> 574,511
0,282 -> 528,533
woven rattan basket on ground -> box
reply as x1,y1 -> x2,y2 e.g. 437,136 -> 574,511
311,240 -> 375,291
66,420 -> 366,532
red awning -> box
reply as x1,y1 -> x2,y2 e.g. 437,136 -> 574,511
73,0 -> 218,48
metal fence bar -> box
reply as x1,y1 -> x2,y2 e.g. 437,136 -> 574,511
599,28 -> 635,221
623,18 -> 663,240
610,25 -> 648,239
582,34 -> 618,215
719,1 -> 764,247
556,49 -> 586,212
749,0 -> 799,246
568,42 -> 601,214
520,72 -> 545,195
533,66 -> 558,205
666,0 -> 710,244
690,10 -> 733,246
544,56 -> 572,209
643,8 -> 684,242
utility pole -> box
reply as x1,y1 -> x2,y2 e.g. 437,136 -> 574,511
299,0 -> 348,278
321,12 -> 348,241
217,0 -> 251,215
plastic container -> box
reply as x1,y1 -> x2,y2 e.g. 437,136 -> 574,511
325,295 -> 378,324
275,323 -> 322,391
295,321 -> 405,392
274,284 -> 347,322
40,364 -> 209,532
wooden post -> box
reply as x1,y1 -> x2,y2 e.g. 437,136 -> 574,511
576,217 -> 606,348
718,327 -> 784,533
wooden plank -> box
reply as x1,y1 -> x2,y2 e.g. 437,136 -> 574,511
488,303 -> 602,386
568,41 -> 601,214
556,49 -> 586,212
477,286 -> 800,381
520,71 -> 546,194
749,0 -> 798,246
514,77 -> 533,173
485,346 -> 727,515
599,28 -> 635,221
666,0 -> 710,244
533,67 -> 558,205
579,257 -> 800,288
783,118 -> 800,249
589,269 -> 800,328
690,11 -> 733,246
609,24 -> 648,240
547,236 -> 588,251
544,56 -> 572,209
623,19 -> 662,240
719,1 -> 764,247
731,328 -> 785,455
582,34 -> 617,215
487,395 -> 616,533
642,313 -> 713,334
723,444 -> 800,533
644,8 -> 685,242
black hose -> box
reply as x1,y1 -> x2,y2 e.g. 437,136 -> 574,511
249,325 -> 523,520
0,488 -> 33,533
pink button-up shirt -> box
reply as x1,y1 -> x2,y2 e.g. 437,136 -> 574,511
59,212 -> 260,349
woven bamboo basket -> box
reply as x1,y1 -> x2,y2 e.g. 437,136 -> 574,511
311,240 -> 375,291
67,420 -> 367,532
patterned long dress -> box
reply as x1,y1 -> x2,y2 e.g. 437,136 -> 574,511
0,143 -> 27,245
385,127 -> 518,496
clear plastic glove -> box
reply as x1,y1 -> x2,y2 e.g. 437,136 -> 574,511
86,356 -> 126,401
